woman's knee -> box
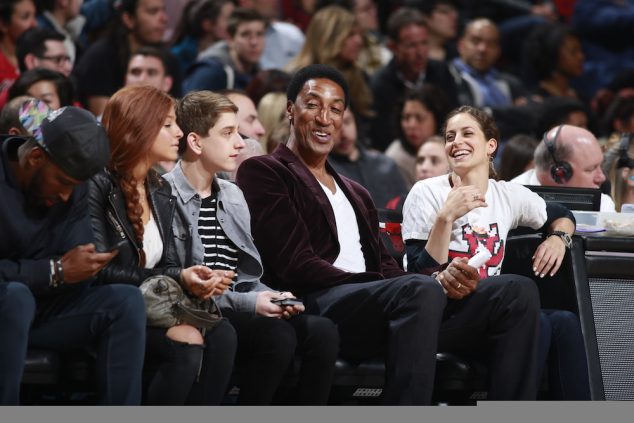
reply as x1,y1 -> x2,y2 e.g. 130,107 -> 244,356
166,324 -> 204,345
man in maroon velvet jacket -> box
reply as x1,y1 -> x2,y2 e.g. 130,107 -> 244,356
236,64 -> 541,404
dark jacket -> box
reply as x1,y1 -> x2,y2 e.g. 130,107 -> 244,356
0,137 -> 94,296
235,144 -> 407,296
87,169 -> 182,286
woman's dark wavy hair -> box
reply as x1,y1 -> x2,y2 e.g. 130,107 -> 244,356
523,22 -> 579,82
395,84 -> 451,150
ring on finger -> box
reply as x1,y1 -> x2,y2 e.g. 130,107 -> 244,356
456,282 -> 462,289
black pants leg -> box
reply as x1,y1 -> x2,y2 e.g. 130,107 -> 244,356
224,311 -> 297,405
29,284 -> 146,405
438,274 -> 541,400
280,314 -> 339,405
542,309 -> 591,400
145,319 -> 237,405
0,282 -> 36,405
304,274 -> 447,405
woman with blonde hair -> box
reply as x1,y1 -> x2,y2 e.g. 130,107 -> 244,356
286,5 -> 374,138
88,85 -> 237,405
257,91 -> 287,153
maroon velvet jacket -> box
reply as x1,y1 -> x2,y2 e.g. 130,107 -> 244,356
235,144 -> 408,296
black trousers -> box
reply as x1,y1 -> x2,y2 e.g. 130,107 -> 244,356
304,273 -> 541,404
0,282 -> 146,405
144,319 -> 237,405
224,311 -> 338,405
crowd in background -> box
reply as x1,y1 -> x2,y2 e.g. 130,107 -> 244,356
1,0 -> 634,406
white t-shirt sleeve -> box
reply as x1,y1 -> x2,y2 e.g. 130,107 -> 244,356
506,182 -> 548,229
402,176 -> 448,241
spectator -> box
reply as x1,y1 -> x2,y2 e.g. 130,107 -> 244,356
87,85 -> 237,405
124,46 -> 174,93
223,89 -> 266,141
0,94 -> 33,134
286,5 -> 374,142
415,135 -> 450,181
402,105 -> 589,401
417,0 -> 459,62
570,0 -> 634,102
451,18 -> 527,110
236,63 -> 542,404
237,0 -> 305,70
604,134 -> 634,212
34,0 -> 82,63
523,22 -> 585,102
8,68 -> 74,109
329,108 -> 408,208
370,7 -> 457,151
534,96 -> 589,137
165,90 -> 338,404
170,0 -> 235,74
512,124 -> 616,211
184,8 -> 265,92
0,100 -> 145,405
245,68 -> 291,107
315,0 -> 392,75
386,85 -> 450,187
0,0 -> 37,107
256,91 -> 287,153
498,134 -> 539,181
16,27 -> 73,77
73,0 -> 179,117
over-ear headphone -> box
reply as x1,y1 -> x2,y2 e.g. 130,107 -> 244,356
616,132 -> 634,169
543,124 -> 573,184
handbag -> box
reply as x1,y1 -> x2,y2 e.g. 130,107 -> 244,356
139,275 -> 223,330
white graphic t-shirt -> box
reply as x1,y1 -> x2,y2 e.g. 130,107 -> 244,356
402,175 -> 548,278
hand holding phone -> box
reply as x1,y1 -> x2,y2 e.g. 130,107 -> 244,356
270,297 -> 303,307
99,239 -> 127,253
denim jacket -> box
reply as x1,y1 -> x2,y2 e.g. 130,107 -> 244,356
163,162 -> 270,314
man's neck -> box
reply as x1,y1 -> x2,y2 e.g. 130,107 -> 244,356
180,159 -> 215,197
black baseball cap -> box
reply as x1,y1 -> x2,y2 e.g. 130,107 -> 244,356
19,100 -> 110,181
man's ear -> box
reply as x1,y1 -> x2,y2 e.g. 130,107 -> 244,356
386,39 -> 397,54
23,53 -> 39,71
121,11 -> 135,31
287,100 -> 294,126
187,132 -> 202,154
25,147 -> 47,169
161,76 -> 173,93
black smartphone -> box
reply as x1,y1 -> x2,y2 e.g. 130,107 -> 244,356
100,239 -> 127,253
270,298 -> 303,307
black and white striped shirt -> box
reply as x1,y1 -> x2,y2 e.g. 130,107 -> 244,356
198,194 -> 238,272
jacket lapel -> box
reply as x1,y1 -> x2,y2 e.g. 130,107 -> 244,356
273,145 -> 338,240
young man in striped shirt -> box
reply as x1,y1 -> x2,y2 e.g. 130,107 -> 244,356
163,90 -> 338,405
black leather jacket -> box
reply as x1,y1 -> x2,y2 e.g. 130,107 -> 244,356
87,168 -> 182,286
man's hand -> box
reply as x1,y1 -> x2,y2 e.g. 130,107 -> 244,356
256,291 -> 305,318
436,257 -> 480,300
60,243 -> 117,284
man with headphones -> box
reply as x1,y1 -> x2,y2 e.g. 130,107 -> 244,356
512,124 -> 617,212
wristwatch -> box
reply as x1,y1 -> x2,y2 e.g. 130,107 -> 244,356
548,231 -> 572,249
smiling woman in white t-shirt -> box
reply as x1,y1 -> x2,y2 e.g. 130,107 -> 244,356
402,105 -> 590,400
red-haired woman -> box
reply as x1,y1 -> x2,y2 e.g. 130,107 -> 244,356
87,85 -> 237,404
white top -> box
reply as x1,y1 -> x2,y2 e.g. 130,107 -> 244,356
512,169 -> 617,212
143,215 -> 163,269
319,180 -> 366,273
402,175 -> 547,278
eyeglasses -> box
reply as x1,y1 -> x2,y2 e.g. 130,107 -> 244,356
38,55 -> 72,65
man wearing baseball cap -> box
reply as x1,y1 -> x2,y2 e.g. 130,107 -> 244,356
0,101 -> 146,405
